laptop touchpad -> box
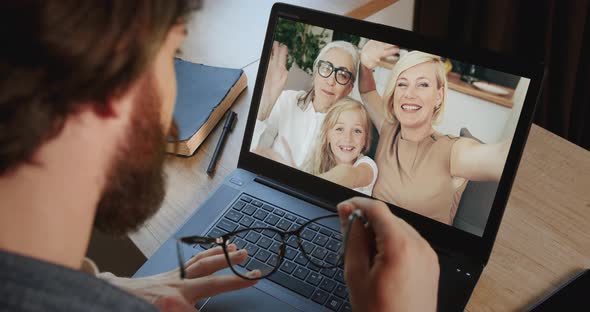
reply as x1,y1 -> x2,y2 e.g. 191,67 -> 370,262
199,287 -> 301,312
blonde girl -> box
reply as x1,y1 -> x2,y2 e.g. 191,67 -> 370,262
303,97 -> 378,196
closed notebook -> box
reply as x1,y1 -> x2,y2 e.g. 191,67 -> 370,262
168,58 -> 247,156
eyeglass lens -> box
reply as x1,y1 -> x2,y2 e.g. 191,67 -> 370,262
222,215 -> 344,280
317,61 -> 352,85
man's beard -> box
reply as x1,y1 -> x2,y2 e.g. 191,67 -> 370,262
93,75 -> 169,236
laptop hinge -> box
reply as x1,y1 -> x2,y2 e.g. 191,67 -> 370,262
254,176 -> 335,211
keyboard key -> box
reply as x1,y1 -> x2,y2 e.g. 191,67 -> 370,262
339,302 -> 352,312
262,229 -> 277,238
242,204 -> 257,216
225,210 -> 243,223
244,244 -> 259,257
261,204 -> 274,212
296,218 -> 307,225
267,271 -> 314,298
240,196 -> 252,203
306,272 -> 323,286
285,213 -> 297,221
332,233 -> 343,241
239,216 -> 254,227
276,219 -> 292,231
280,261 -> 296,274
232,238 -> 247,250
293,266 -> 310,280
313,234 -> 329,246
325,252 -> 340,265
334,270 -> 345,284
325,296 -> 343,311
326,240 -> 342,252
272,209 -> 285,217
264,214 -> 280,226
256,236 -> 272,249
308,223 -> 320,231
302,241 -> 315,254
246,258 -> 271,272
238,258 -> 250,268
252,220 -> 266,232
253,210 -> 269,221
301,242 -> 320,255
294,253 -> 309,266
333,284 -> 348,299
312,247 -> 328,260
308,262 -> 321,272
288,223 -> 299,231
301,229 -> 317,241
232,201 -> 246,211
245,232 -> 261,244
319,227 -> 333,236
207,228 -> 225,238
235,225 -> 248,238
319,279 -> 336,292
216,219 -> 238,232
284,247 -> 297,260
311,289 -> 330,305
320,267 -> 337,278
269,241 -> 282,254
286,236 -> 299,248
267,254 -> 279,267
255,249 -> 271,262
251,200 -> 263,207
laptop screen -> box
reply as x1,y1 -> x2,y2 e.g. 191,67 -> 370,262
249,16 -> 531,237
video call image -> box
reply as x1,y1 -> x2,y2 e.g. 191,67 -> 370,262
251,17 -> 531,237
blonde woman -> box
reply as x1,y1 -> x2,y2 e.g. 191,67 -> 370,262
359,41 -> 511,225
303,97 -> 378,196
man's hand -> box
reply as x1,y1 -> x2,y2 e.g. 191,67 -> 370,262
99,244 -> 259,311
337,197 -> 440,312
258,41 -> 289,121
360,40 -> 399,70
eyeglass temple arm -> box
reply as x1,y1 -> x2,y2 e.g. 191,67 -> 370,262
180,236 -> 221,245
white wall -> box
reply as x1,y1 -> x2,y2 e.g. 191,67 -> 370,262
434,90 -> 512,143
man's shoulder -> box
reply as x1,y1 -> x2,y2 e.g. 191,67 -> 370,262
0,250 -> 156,312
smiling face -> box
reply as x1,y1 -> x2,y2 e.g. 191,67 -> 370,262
392,62 -> 443,129
313,48 -> 355,112
327,109 -> 367,165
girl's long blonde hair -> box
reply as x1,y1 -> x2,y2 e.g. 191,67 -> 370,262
303,97 -> 372,175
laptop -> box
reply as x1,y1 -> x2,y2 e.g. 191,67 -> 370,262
134,3 -> 545,311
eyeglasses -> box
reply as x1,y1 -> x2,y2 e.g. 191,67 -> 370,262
316,60 -> 354,85
176,210 -> 366,280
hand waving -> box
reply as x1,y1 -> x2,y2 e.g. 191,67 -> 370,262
360,40 -> 399,70
258,41 -> 289,121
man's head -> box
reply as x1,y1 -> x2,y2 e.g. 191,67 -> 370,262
1,1 -> 197,235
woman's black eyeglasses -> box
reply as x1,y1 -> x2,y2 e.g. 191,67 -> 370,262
176,210 -> 366,280
316,60 -> 354,85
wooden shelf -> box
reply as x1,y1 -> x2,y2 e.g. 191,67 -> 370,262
447,72 -> 514,108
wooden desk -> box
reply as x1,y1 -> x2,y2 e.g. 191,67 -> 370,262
129,1 -> 590,311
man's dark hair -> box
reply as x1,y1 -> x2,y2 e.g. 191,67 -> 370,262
0,1 -> 197,174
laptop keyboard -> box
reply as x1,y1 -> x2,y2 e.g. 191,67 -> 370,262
197,194 -> 352,312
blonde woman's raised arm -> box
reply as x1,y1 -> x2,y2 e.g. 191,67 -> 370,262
359,40 -> 399,133
450,138 -> 511,182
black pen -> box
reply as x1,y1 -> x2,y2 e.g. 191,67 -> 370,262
207,111 -> 238,176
